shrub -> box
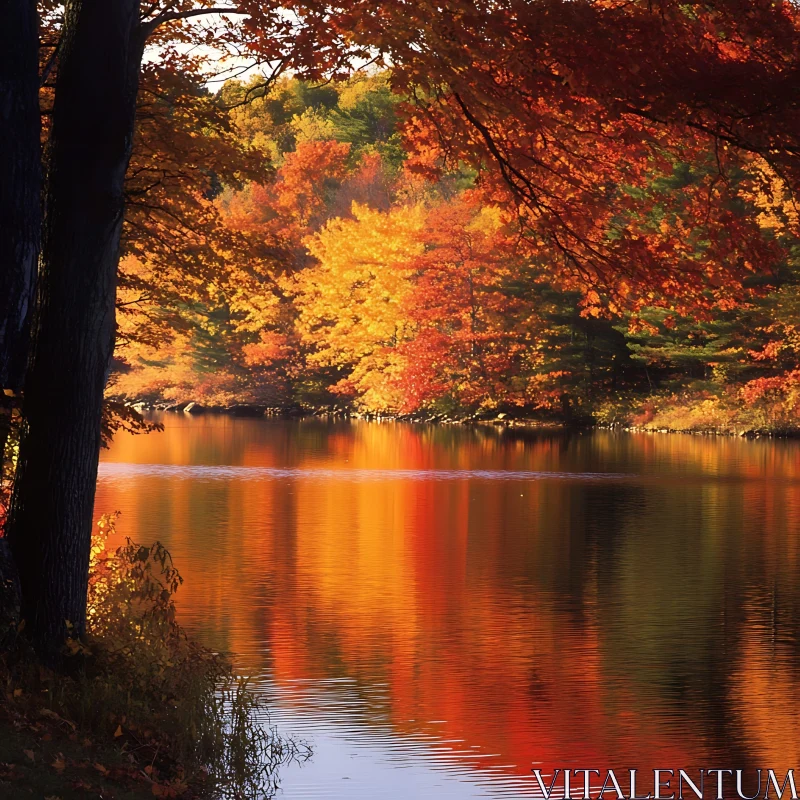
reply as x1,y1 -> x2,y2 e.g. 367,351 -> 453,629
1,514 -> 308,798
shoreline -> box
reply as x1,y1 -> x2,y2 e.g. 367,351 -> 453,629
118,399 -> 800,440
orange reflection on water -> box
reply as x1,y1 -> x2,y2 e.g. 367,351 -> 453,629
96,417 -> 800,797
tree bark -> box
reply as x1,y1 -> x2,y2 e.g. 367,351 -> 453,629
7,0 -> 144,659
0,0 -> 41,392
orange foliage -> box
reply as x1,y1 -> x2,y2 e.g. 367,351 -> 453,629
394,199 -> 533,411
97,3 -> 800,424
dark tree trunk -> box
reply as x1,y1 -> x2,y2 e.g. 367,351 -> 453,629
7,0 -> 144,659
0,0 -> 40,392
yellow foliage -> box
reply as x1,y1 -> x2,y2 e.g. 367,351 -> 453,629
336,71 -> 393,110
466,203 -> 505,235
741,157 -> 800,234
292,108 -> 337,144
293,203 -> 427,409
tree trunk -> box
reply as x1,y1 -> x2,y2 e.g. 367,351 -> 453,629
7,0 -> 144,659
0,0 -> 41,392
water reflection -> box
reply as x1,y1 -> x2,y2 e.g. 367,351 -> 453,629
95,417 -> 800,798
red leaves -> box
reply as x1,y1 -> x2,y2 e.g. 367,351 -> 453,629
386,0 -> 797,305
275,139 -> 351,230
392,198 -> 528,410
84,2 -> 800,422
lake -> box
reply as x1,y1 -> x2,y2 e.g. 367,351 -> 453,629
95,415 -> 800,799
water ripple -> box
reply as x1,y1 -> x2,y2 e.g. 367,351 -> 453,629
97,462 -> 630,483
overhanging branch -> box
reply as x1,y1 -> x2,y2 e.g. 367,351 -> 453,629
141,6 -> 249,39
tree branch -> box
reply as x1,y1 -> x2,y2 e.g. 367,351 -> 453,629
141,6 -> 248,39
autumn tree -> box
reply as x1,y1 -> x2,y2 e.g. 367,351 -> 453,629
3,0 -> 363,658
118,75 -> 406,407
352,0 -> 800,310
293,203 -> 425,409
393,200 -> 528,412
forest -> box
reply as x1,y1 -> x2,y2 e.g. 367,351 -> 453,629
112,71 -> 800,435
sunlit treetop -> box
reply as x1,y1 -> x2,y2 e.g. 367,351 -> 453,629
37,0 -> 800,317
319,0 -> 800,310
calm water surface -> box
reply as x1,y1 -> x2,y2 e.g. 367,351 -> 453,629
95,416 -> 800,798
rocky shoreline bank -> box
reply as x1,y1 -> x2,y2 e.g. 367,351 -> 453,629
122,398 -> 547,426
118,399 -> 800,439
